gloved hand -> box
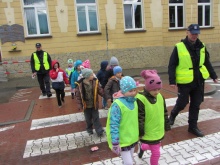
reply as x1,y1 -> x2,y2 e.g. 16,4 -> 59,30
112,144 -> 121,155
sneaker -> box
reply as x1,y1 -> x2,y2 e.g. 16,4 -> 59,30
58,105 -> 62,108
188,127 -> 204,137
42,92 -> 47,96
97,130 -> 104,137
138,143 -> 144,158
87,130 -> 93,135
47,92 -> 52,97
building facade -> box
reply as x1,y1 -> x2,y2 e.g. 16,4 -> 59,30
0,0 -> 219,77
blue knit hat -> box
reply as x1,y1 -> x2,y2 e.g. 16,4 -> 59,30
120,76 -> 136,94
113,66 -> 122,75
74,60 -> 82,68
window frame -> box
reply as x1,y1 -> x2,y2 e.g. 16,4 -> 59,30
168,0 -> 185,29
198,0 -> 211,27
75,0 -> 100,34
22,0 -> 51,37
123,0 -> 144,31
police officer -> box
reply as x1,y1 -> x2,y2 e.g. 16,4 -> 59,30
168,24 -> 218,137
30,43 -> 52,97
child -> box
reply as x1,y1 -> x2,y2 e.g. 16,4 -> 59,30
75,68 -> 104,137
106,76 -> 139,165
65,59 -> 75,79
49,60 -> 69,108
70,59 -> 82,98
104,66 -> 122,108
96,60 -> 109,109
66,59 -> 75,97
136,70 -> 171,165
103,56 -> 119,88
77,59 -> 94,80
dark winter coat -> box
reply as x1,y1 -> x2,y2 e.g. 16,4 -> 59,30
30,50 -> 51,74
168,36 -> 218,86
104,76 -> 120,102
96,61 -> 109,88
75,78 -> 103,111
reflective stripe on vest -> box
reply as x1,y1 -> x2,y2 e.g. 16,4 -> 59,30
175,42 -> 209,84
136,93 -> 164,141
33,52 -> 49,71
106,99 -> 139,149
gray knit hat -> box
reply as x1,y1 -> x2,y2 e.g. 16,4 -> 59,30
82,68 -> 93,78
109,56 -> 119,66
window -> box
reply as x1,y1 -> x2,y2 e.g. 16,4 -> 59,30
123,0 -> 143,30
23,0 -> 50,36
169,0 -> 184,28
76,0 -> 99,33
198,0 -> 211,27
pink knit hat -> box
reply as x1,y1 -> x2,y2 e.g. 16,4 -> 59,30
140,70 -> 162,91
82,59 -> 91,69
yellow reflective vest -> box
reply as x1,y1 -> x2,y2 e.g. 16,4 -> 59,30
33,52 -> 50,71
175,42 -> 210,84
106,99 -> 139,149
136,93 -> 165,141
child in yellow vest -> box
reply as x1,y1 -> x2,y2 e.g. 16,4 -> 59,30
65,59 -> 75,98
106,76 -> 139,165
136,70 -> 171,165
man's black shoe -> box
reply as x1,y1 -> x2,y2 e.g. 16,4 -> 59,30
97,130 -> 104,137
42,93 -> 47,96
188,127 -> 204,137
47,92 -> 52,97
169,114 -> 176,125
138,143 -> 144,158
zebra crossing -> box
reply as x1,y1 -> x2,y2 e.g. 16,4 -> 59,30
22,92 -> 220,164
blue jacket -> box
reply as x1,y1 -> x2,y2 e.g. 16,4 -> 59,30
71,70 -> 81,89
109,91 -> 136,144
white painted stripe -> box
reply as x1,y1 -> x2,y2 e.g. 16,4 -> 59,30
39,92 -> 71,99
165,96 -> 211,107
30,97 -> 213,130
30,110 -> 108,130
0,125 -> 15,132
210,84 -> 220,86
17,91 -> 32,94
171,109 -> 220,128
19,100 -> 28,102
205,80 -> 214,83
50,87 -> 71,92
24,109 -> 220,158
84,132 -> 220,165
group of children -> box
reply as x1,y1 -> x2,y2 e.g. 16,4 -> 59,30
49,56 -> 170,165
